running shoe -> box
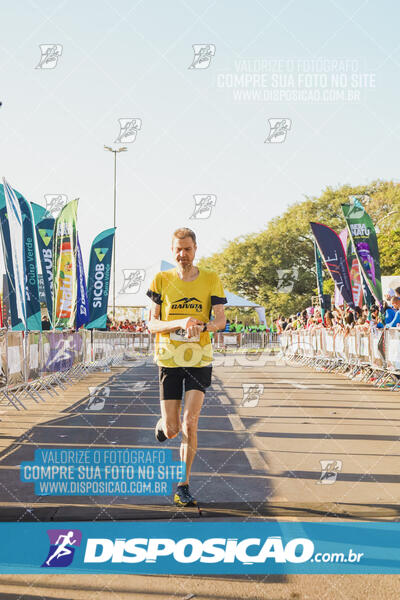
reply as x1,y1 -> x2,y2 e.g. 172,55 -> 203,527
174,483 -> 197,507
155,417 -> 167,442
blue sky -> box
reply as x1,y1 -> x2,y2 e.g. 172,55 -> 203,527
0,0 -> 399,300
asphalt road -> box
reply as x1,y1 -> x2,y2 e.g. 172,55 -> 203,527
0,351 -> 399,520
0,351 -> 399,597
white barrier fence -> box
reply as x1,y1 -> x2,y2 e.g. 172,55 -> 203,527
0,330 -> 147,410
279,328 -> 400,389
213,332 -> 280,350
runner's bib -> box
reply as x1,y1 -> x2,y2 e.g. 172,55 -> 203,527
170,328 -> 200,342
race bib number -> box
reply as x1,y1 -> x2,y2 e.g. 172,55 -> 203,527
170,328 -> 200,343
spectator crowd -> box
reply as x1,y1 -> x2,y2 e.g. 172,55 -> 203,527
106,318 -> 149,332
223,320 -> 271,334
275,287 -> 400,336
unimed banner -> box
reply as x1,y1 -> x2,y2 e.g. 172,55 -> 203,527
86,228 -> 115,330
342,200 -> 382,304
17,192 -> 42,331
32,202 -> 55,324
310,222 -> 355,309
53,199 -> 78,329
0,185 -> 23,330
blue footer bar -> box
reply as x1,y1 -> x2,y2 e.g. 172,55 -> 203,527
1,521 -> 399,574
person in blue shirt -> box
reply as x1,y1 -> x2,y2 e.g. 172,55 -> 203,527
385,297 -> 400,328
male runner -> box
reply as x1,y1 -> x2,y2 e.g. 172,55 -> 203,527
147,227 -> 227,507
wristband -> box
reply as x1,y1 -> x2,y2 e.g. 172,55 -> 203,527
202,323 -> 208,332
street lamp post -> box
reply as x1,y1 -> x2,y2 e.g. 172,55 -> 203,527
104,145 -> 128,321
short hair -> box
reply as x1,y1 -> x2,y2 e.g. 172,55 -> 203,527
172,227 -> 196,246
395,287 -> 400,295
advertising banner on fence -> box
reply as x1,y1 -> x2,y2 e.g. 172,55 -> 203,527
342,199 -> 382,304
16,192 -> 41,331
76,236 -> 89,329
310,222 -> 355,309
32,202 -> 55,324
52,199 -> 78,329
1,179 -> 27,329
86,228 -> 115,330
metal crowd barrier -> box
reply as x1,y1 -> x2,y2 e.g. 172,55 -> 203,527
279,328 -> 400,390
0,330 -> 140,410
212,332 -> 280,350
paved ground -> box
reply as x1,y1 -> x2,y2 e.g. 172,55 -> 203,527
0,350 -> 399,597
0,350 -> 398,519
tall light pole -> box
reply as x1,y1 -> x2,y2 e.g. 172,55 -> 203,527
104,145 -> 128,321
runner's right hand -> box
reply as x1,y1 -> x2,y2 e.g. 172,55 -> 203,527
183,317 -> 204,338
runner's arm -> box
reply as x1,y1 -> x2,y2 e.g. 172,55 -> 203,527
205,304 -> 226,332
147,301 -> 202,334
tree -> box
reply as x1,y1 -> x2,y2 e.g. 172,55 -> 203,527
198,180 -> 400,316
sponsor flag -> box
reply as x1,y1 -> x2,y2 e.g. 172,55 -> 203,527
346,237 -> 364,309
342,199 -> 382,304
1,179 -> 26,329
76,236 -> 89,329
334,229 -> 347,307
52,199 -> 78,329
0,186 -> 23,329
310,222 -> 355,310
31,202 -> 55,324
86,228 -> 115,329
314,241 -> 326,317
16,192 -> 42,330
335,229 -> 364,309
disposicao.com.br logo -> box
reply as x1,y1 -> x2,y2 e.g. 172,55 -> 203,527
82,536 -> 363,565
35,526 -> 368,573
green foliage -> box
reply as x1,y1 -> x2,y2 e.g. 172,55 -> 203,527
198,180 -> 400,316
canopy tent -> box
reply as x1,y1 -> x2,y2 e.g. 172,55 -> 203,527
224,290 -> 259,308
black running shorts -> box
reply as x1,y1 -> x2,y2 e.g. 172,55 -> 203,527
159,365 -> 212,400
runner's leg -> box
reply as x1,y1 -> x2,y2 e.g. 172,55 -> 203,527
160,398 -> 181,439
179,389 -> 204,484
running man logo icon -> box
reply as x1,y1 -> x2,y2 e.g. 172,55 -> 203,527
318,459 -> 342,484
347,195 -> 367,219
115,118 -> 142,143
36,44 -> 63,69
120,269 -> 146,294
277,267 -> 299,294
118,381 -> 150,392
188,44 -> 216,69
189,195 -> 217,219
44,194 -> 68,218
241,383 -> 264,407
86,386 -> 110,411
264,118 -> 292,143
42,529 -> 82,567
